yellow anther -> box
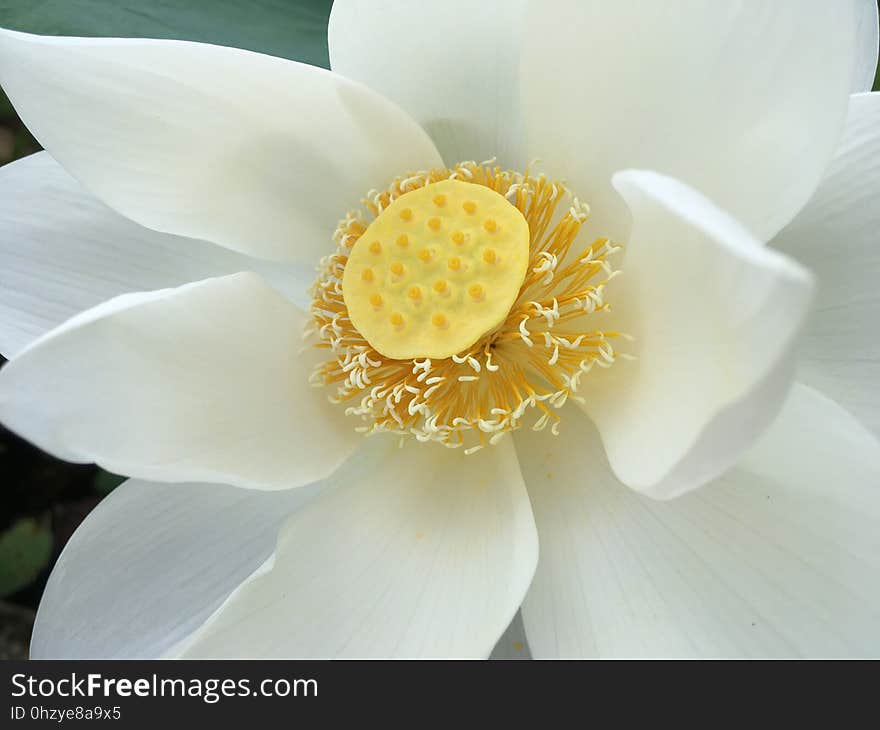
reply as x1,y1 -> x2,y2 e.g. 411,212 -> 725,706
361,268 -> 374,282
369,240 -> 382,254
342,178 -> 529,359
370,293 -> 383,308
483,218 -> 498,233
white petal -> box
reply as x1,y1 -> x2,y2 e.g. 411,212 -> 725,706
773,92 -> 880,436
517,386 -> 880,658
0,30 -> 442,262
0,273 -> 358,489
329,0 -> 526,167
31,477 -> 322,658
489,612 -> 532,660
174,436 -> 538,658
853,0 -> 879,92
580,170 -> 813,498
521,1 -> 857,243
0,152 -> 311,358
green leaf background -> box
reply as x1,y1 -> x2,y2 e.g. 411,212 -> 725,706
0,0 -> 333,67
0,515 -> 52,598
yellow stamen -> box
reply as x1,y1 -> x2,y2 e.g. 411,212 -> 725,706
309,161 -> 626,453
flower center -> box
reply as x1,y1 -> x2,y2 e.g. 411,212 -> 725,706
342,179 -> 530,359
309,161 -> 629,453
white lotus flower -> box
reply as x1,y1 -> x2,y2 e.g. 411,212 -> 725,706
0,1 -> 878,659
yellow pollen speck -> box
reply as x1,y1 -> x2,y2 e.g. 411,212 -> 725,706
369,240 -> 382,254
369,293 -> 383,308
514,642 -> 523,651
361,268 -> 374,282
341,178 -> 530,359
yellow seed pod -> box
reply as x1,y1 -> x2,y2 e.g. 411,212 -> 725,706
342,178 -> 530,359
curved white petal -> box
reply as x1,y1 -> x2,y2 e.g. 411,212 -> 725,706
0,152 -> 312,359
31,477 -> 322,659
853,0 -> 879,92
329,0 -> 526,167
174,436 -> 538,658
0,29 -> 442,262
517,385 -> 880,658
580,171 -> 813,498
773,92 -> 880,436
521,1 -> 857,243
0,273 -> 358,489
